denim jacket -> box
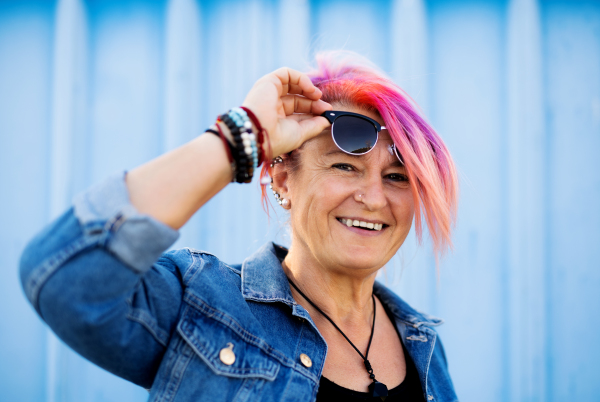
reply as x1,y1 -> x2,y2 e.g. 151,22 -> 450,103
20,173 -> 458,402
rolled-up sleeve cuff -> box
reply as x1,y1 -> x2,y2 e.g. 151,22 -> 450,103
73,171 -> 180,273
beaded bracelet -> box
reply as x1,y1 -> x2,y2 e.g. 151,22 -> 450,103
211,107 -> 267,183
218,108 -> 261,183
240,106 -> 269,163
219,114 -> 249,183
230,108 -> 259,169
206,128 -> 234,164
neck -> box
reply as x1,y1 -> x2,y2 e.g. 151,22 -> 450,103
283,242 -> 378,327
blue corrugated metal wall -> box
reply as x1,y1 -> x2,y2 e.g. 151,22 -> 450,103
1,0 -> 599,400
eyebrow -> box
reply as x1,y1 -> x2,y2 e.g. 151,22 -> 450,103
324,149 -> 349,157
324,149 -> 405,168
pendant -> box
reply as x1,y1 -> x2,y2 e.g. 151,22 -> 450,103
369,381 -> 388,401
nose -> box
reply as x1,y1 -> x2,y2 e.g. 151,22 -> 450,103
357,174 -> 387,212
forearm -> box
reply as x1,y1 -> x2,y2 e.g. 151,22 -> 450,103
127,131 -> 233,230
127,67 -> 333,231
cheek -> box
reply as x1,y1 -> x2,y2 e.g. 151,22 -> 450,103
287,172 -> 323,228
288,172 -> 353,232
392,192 -> 415,230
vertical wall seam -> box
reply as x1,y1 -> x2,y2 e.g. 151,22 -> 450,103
539,1 -> 553,400
500,0 -> 510,399
506,0 -> 547,400
47,0 -> 88,400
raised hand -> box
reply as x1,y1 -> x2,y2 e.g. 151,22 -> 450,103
242,67 -> 333,158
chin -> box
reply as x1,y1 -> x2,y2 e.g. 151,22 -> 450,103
333,244 -> 388,271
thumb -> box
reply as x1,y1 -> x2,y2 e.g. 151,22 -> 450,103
297,116 -> 331,142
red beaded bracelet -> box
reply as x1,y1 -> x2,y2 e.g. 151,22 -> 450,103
240,106 -> 271,164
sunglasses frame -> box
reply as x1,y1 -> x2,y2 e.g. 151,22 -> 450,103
320,110 -> 403,164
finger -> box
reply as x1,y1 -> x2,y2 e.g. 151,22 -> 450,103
311,99 -> 333,115
287,83 -> 304,95
280,95 -> 316,115
297,116 -> 332,141
270,67 -> 322,100
281,96 -> 333,116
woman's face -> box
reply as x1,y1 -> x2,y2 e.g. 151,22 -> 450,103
280,105 -> 415,275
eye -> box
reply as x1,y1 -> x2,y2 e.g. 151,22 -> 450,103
386,173 -> 409,182
332,163 -> 354,172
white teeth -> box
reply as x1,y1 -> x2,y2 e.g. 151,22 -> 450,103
339,218 -> 384,231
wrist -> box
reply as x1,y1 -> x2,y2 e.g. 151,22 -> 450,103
239,106 -> 271,161
209,107 -> 270,184
213,121 -> 234,145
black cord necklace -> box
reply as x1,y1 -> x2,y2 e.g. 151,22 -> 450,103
287,278 -> 389,401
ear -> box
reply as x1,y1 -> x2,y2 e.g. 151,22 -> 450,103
271,161 -> 290,199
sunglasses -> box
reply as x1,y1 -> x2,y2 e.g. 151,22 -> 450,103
320,111 -> 403,164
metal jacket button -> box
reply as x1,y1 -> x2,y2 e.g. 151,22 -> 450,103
219,343 -> 235,365
300,353 -> 312,368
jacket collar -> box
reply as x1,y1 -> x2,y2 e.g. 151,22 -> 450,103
240,242 -> 443,328
241,242 -> 296,306
373,282 -> 443,328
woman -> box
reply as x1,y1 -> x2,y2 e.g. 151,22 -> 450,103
20,53 -> 458,402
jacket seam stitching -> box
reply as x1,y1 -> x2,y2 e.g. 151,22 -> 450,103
182,250 -> 200,285
157,338 -> 193,402
184,248 -> 216,257
401,319 -> 444,328
423,327 -> 437,398
242,295 -> 295,306
126,307 -> 170,347
293,320 -> 321,381
227,264 -> 241,275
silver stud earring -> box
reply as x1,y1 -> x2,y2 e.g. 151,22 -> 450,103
270,156 -> 283,168
269,182 -> 288,207
269,157 -> 288,207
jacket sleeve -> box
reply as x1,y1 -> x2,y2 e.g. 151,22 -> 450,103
19,172 -> 183,389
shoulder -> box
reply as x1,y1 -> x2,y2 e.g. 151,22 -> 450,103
373,281 -> 444,329
155,248 -> 242,285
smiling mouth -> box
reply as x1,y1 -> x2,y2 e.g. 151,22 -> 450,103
337,218 -> 387,231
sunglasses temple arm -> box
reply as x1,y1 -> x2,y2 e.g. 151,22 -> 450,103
320,112 -> 336,124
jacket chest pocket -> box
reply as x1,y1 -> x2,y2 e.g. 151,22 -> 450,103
159,302 -> 281,402
178,304 -> 280,380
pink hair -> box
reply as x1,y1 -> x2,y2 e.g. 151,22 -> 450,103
261,52 -> 458,259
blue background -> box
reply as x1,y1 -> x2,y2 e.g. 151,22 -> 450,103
1,0 -> 599,401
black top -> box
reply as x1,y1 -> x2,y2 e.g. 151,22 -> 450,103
315,339 -> 425,401
273,245 -> 425,401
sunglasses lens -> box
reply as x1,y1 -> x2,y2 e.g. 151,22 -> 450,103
332,116 -> 378,154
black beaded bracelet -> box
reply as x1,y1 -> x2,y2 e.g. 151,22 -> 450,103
220,114 -> 246,182
220,113 -> 253,183
213,107 -> 261,184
